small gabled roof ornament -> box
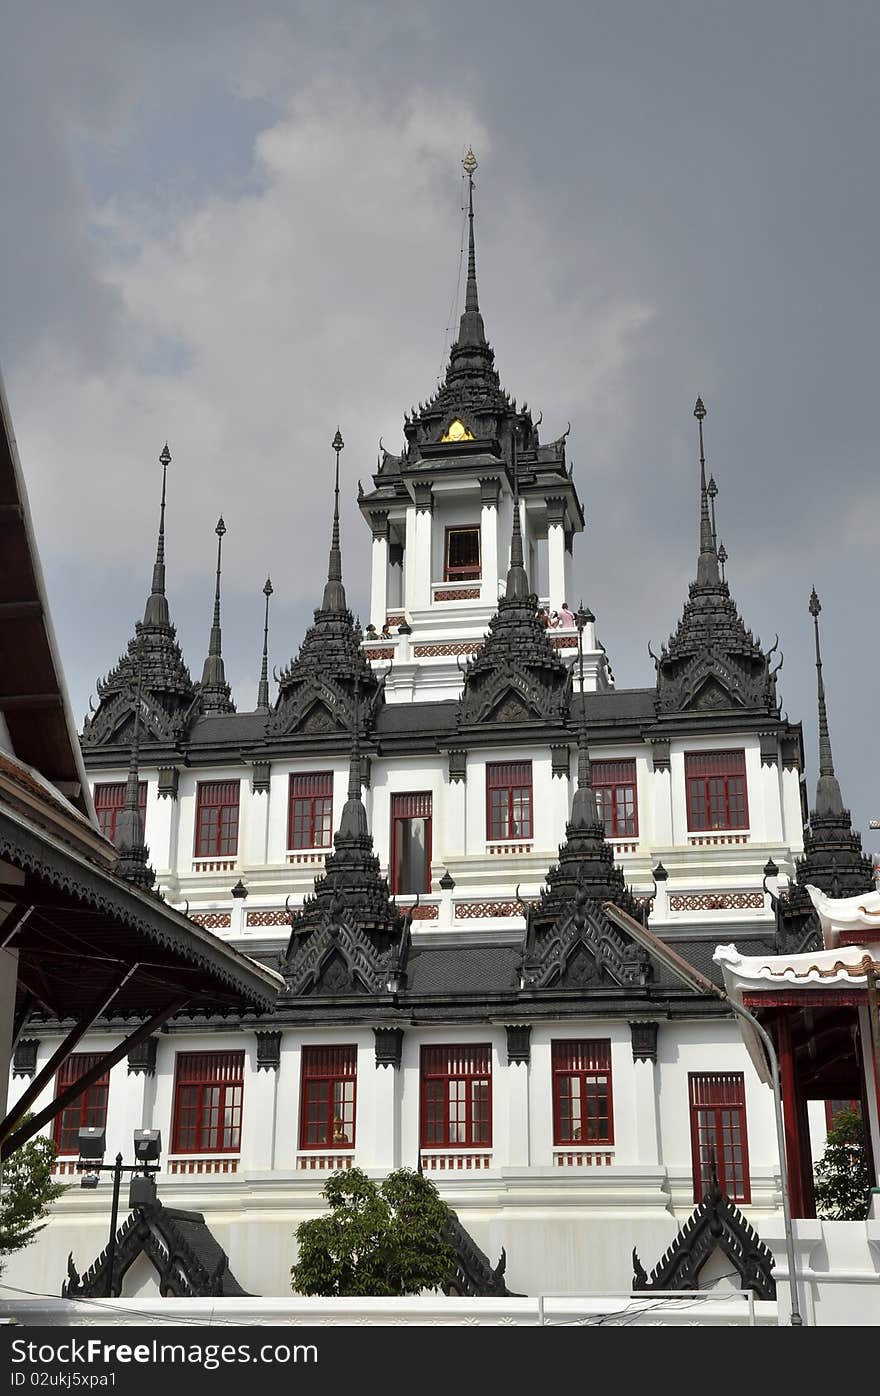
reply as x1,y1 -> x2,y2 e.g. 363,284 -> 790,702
198,517 -> 235,714
256,577 -> 273,712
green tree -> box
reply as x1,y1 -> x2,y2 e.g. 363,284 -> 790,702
813,1106 -> 872,1221
0,1131 -> 67,1269
291,1167 -> 456,1296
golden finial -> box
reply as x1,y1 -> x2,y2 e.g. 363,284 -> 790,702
463,146 -> 477,177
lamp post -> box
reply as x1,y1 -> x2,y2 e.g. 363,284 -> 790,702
76,1127 -> 162,1297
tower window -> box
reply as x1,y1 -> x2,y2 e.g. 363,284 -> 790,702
194,781 -> 240,857
93,781 -> 147,845
552,1040 -> 613,1145
390,792 -> 432,894
685,750 -> 748,831
486,761 -> 533,840
289,772 -> 334,850
592,760 -> 638,838
299,1045 -> 357,1149
444,526 -> 481,581
52,1054 -> 110,1155
420,1044 -> 492,1149
172,1051 -> 244,1155
689,1072 -> 750,1203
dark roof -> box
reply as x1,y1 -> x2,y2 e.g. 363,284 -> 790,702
406,944 -> 521,994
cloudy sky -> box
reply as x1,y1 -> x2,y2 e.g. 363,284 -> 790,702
2,1 -> 878,850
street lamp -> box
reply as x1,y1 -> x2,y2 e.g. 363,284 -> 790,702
76,1128 -> 162,1297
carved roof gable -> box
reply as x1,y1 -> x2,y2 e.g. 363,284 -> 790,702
459,597 -> 569,728
521,899 -> 651,990
63,1203 -> 249,1298
632,1178 -> 776,1300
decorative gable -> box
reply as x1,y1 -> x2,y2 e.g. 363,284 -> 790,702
632,1176 -> 776,1300
521,899 -> 651,990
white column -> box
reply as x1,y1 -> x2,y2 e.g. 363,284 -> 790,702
547,512 -> 566,614
245,775 -> 271,867
479,481 -> 500,605
371,1052 -> 401,1173
414,504 -> 433,609
115,1060 -> 150,1152
651,759 -> 674,845
444,759 -> 467,859
245,1046 -> 279,1171
370,517 -> 389,629
631,1045 -> 661,1165
507,1056 -> 530,1166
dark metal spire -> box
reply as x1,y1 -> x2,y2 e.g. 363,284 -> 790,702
717,540 -> 727,583
694,398 -> 720,587
256,577 -> 273,712
505,430 -> 529,600
809,587 -> 844,816
321,428 -> 347,613
114,641 -> 155,889
707,474 -> 718,551
337,673 -> 368,838
143,444 -> 171,627
570,606 -> 601,829
455,148 -> 488,350
199,517 -> 235,712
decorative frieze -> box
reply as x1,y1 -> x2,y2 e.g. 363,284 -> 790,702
687,835 -> 748,847
630,1021 -> 659,1063
412,480 -> 434,514
550,635 -> 578,649
157,766 -> 179,800
414,642 -> 482,657
505,1025 -> 531,1065
368,509 -> 389,541
759,734 -> 779,767
297,1154 -> 354,1171
781,734 -> 802,770
551,745 -> 570,779
448,749 -> 467,784
127,1038 -> 158,1076
362,646 -> 394,659
12,1038 -> 38,1078
247,909 -> 293,927
188,911 -> 232,929
434,587 -> 481,601
255,1030 -> 282,1072
546,496 -> 567,528
455,900 -> 533,918
554,1151 -> 613,1168
651,740 -> 671,772
169,1157 -> 238,1175
479,476 -> 500,508
421,1152 -> 491,1171
385,613 -> 405,628
373,1027 -> 404,1070
252,761 -> 271,793
669,892 -> 764,912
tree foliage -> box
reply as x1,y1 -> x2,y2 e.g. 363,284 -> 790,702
0,1130 -> 67,1268
813,1107 -> 872,1221
291,1167 -> 456,1296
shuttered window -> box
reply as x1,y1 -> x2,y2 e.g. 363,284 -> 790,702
93,781 -> 147,846
420,1044 -> 492,1148
289,772 -> 334,849
172,1051 -> 244,1154
444,526 -> 481,580
486,761 -> 533,840
689,1072 -> 750,1202
52,1054 -> 110,1156
390,792 -> 432,894
194,781 -> 240,857
685,750 -> 748,832
299,1046 -> 357,1148
592,760 -> 638,838
552,1040 -> 613,1145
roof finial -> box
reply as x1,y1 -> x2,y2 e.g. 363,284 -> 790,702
199,516 -> 235,712
454,148 -> 488,351
143,443 -> 172,627
707,473 -> 718,551
505,428 -> 529,600
570,606 -> 600,829
694,397 -> 720,587
114,639 -> 155,889
321,428 -> 347,612
257,576 -> 273,712
809,587 -> 844,816
717,540 -> 727,584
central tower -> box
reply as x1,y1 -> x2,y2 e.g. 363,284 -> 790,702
358,150 -> 609,702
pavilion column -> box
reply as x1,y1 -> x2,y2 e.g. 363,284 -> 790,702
546,498 -> 566,612
369,511 -> 389,629
410,487 -> 433,611
371,1030 -> 403,1171
479,478 -> 500,607
778,1013 -> 805,1218
630,1023 -> 661,1165
246,1032 -> 281,1171
858,1001 -> 880,1189
505,1028 -> 531,1167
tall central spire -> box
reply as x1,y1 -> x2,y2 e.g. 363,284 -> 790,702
694,398 -> 720,587
809,587 -> 844,816
199,517 -> 235,713
143,443 -> 171,627
256,577 -> 273,712
321,428 -> 347,613
454,147 -> 488,351
505,430 -> 529,600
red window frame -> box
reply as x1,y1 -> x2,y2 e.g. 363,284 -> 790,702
288,772 -> 334,850
420,1044 -> 492,1149
390,792 -> 432,894
592,760 -> 638,838
689,1072 -> 751,1203
299,1046 -> 357,1149
486,761 -> 533,841
552,1040 -> 614,1145
52,1054 -> 110,1156
685,750 -> 749,832
93,781 -> 147,846
171,1051 -> 244,1155
444,526 -> 481,581
194,781 -> 240,857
